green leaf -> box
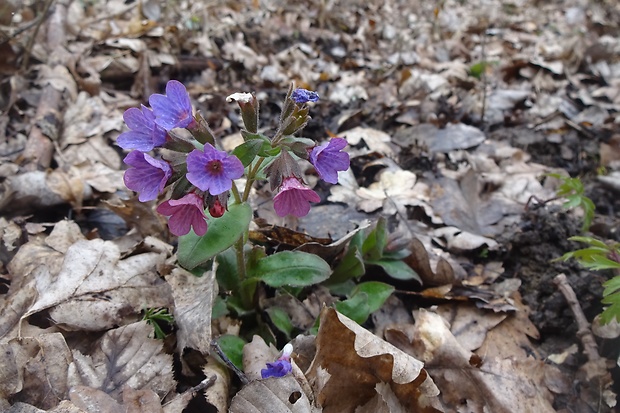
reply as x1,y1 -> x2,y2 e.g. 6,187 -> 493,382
603,276 -> 620,297
216,335 -> 246,371
362,217 -> 387,261
249,251 -> 331,287
351,281 -> 395,314
232,139 -> 265,167
328,245 -> 365,284
468,61 -> 488,79
568,236 -> 611,249
211,296 -> 229,319
367,259 -> 422,282
265,307 -> 294,338
178,203 -> 252,270
216,247 -> 239,292
327,279 -> 357,296
335,293 -> 370,324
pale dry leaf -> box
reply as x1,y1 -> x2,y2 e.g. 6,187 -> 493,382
434,304 -> 507,352
60,135 -> 121,169
404,309 -> 555,413
0,217 -> 21,252
341,126 -> 393,156
22,239 -> 171,331
354,381 -> 408,413
229,376 -> 318,413
202,356 -> 230,413
122,386 -> 164,413
69,386 -> 123,413
67,321 -> 175,401
46,167 -> 88,211
165,265 -> 217,354
243,335 -> 279,382
75,161 -> 125,194
5,333 -> 72,410
430,168 -> 508,238
306,308 -> 440,413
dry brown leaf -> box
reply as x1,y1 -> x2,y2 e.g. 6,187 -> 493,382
5,333 -> 72,409
67,321 -> 175,402
306,308 -> 440,413
229,376 -> 318,413
202,357 -> 231,413
398,309 -> 555,413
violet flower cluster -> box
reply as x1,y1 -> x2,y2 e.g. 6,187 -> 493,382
118,82 -> 349,237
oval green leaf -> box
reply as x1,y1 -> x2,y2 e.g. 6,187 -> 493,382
250,251 -> 331,287
178,203 -> 252,270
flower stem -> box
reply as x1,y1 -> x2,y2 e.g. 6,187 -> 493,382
242,157 -> 265,202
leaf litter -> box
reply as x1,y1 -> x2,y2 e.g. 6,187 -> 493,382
1,0 -> 620,412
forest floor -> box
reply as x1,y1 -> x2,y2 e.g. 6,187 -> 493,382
1,0 -> 620,412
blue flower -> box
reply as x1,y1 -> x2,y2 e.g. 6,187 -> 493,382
261,359 -> 292,379
117,105 -> 167,151
123,151 -> 172,202
291,88 -> 319,104
309,138 -> 349,184
149,80 -> 194,131
261,343 -> 293,379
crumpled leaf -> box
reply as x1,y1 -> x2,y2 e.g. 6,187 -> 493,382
2,333 -> 72,410
306,308 -> 440,413
67,321 -> 175,402
393,309 -> 555,413
165,265 -> 217,354
20,238 -> 172,331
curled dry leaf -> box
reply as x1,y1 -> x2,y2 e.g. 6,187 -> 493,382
393,309 -> 555,413
306,308 -> 441,413
202,356 -> 230,413
2,333 -> 72,410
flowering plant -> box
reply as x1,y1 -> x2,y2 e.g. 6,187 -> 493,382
118,81 -> 349,311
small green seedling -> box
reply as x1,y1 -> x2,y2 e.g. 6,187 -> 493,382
548,173 -> 595,232
143,308 -> 174,339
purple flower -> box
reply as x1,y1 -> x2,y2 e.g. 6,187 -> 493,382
117,105 -> 167,151
291,88 -> 319,104
186,144 -> 244,195
261,359 -> 292,379
123,151 -> 172,202
156,193 -> 208,236
261,343 -> 293,379
273,177 -> 320,217
309,138 -> 350,184
149,80 -> 194,131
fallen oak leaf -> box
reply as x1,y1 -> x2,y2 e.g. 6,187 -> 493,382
306,308 -> 441,413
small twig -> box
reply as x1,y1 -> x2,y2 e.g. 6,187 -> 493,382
479,29 -> 488,125
21,0 -> 56,70
210,339 -> 249,385
553,273 -> 600,362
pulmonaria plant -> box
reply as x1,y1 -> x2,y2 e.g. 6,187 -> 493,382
117,80 -> 348,237
117,81 -> 350,311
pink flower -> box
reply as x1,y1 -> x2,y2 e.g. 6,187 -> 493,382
156,193 -> 207,236
273,177 -> 320,217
